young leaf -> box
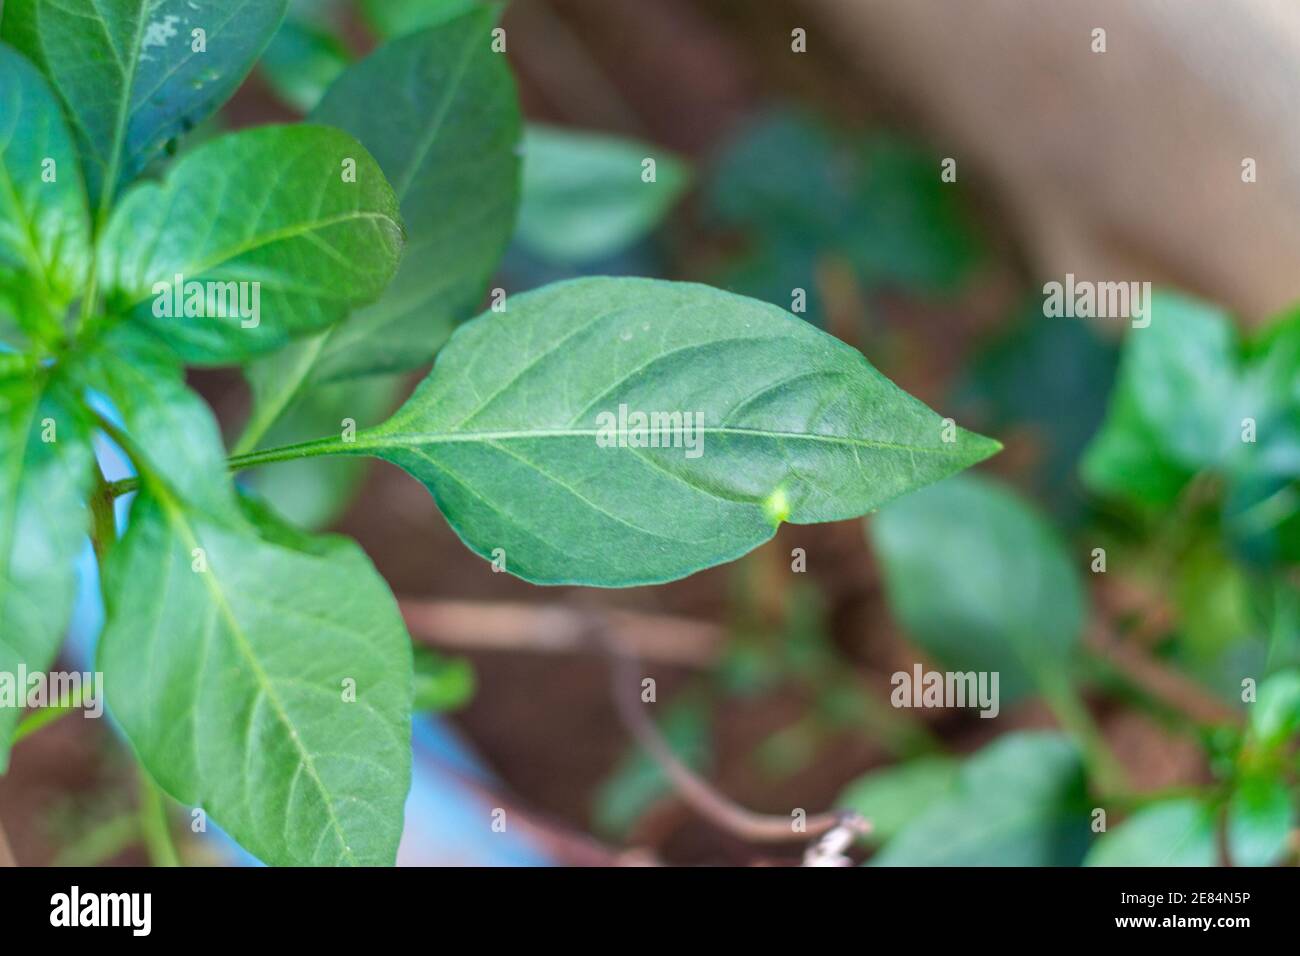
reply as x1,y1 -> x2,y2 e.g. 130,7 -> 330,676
869,733 -> 1090,866
0,43 -> 92,337
868,473 -> 1083,700
304,9 -> 521,381
0,375 -> 93,771
99,491 -> 413,866
2,0 -> 288,213
516,124 -> 691,266
351,277 -> 998,586
98,124 -> 403,363
1085,799 -> 1217,866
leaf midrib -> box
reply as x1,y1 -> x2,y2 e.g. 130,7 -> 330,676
152,487 -> 358,865
364,424 -> 982,457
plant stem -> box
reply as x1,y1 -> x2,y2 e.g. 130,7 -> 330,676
89,466 -> 118,561
137,768 -> 181,867
227,434 -> 356,471
1040,672 -> 1129,796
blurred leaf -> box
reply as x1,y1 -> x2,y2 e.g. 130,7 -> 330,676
1085,799 -> 1217,866
837,756 -> 959,845
516,124 -> 691,266
1227,777 -> 1294,866
259,16 -> 351,113
870,733 -> 1089,866
956,310 -> 1118,522
869,473 -> 1083,700
708,109 -> 981,306
592,697 -> 710,839
412,647 -> 476,712
1082,291 -> 1244,505
1250,669 -> 1300,748
362,0 -> 490,37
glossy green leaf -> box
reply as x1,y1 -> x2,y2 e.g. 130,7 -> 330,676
2,0 -> 288,212
870,733 -> 1089,866
869,473 -> 1083,700
98,124 -> 402,363
1082,291 -> 1243,503
837,756 -> 959,845
1085,799 -> 1217,866
0,43 -> 92,338
516,124 -> 690,265
303,9 -> 521,381
350,277 -> 998,586
0,373 -> 93,771
1227,777 -> 1294,867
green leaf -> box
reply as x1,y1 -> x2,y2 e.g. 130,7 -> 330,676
868,473 -> 1083,700
411,646 -> 475,712
1250,669 -> 1300,748
352,277 -> 999,586
0,43 -> 92,338
259,16 -> 351,113
836,756 -> 959,845
361,0 -> 490,37
99,486 -> 413,865
1085,799 -> 1217,866
303,9 -> 521,381
870,732 -> 1089,866
80,335 -> 413,864
98,124 -> 403,363
516,124 -> 690,265
1227,777 -> 1294,867
1082,291 -> 1242,502
2,0 -> 288,213
0,373 -> 93,771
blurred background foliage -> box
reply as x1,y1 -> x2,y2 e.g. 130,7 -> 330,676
4,0 -> 1298,867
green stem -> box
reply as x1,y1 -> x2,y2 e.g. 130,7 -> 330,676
1040,672 -> 1129,796
137,768 -> 181,867
89,466 -> 118,562
228,434 -> 357,471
